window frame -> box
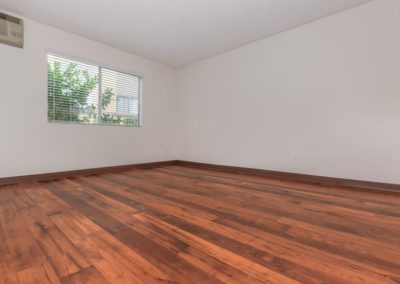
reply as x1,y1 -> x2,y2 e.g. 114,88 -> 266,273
46,51 -> 144,128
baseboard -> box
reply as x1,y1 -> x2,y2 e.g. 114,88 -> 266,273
176,160 -> 400,194
0,160 -> 179,186
2,159 -> 399,194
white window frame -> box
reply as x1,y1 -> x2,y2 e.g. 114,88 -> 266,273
46,51 -> 144,127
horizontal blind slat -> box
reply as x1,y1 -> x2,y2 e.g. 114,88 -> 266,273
47,54 -> 142,126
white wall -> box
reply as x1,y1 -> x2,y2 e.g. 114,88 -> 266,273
0,14 -> 178,178
2,1 -> 400,184
177,0 -> 400,184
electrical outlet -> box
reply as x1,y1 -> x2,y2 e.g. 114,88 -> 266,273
292,154 -> 298,163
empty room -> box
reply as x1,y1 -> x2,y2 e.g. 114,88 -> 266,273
0,0 -> 399,283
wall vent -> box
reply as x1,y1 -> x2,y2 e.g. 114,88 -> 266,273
0,12 -> 23,48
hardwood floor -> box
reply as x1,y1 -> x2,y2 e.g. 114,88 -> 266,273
0,165 -> 399,284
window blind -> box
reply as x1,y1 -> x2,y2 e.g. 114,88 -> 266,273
47,54 -> 142,126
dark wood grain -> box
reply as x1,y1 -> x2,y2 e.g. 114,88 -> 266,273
0,160 -> 178,186
0,165 -> 399,283
176,161 -> 400,193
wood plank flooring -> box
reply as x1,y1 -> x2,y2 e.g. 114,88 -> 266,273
0,165 -> 399,284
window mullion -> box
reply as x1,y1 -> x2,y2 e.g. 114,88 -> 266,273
98,67 -> 102,124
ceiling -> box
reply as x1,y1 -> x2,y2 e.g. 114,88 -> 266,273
0,0 -> 372,67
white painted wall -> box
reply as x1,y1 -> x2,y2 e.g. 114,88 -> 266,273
177,0 -> 400,184
0,14 -> 178,178
2,0 -> 400,184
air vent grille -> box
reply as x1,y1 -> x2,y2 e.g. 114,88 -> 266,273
0,12 -> 23,48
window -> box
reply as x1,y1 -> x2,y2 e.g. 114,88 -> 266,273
47,54 -> 142,126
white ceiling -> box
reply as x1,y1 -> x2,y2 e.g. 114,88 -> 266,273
0,0 -> 372,67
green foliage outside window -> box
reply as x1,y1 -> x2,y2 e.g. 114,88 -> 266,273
48,60 -> 140,126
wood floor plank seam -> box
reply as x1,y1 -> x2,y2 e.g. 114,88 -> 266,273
0,165 -> 399,283
103,170 -> 400,249
157,166 -> 400,208
74,171 -> 400,282
76,170 -> 400,276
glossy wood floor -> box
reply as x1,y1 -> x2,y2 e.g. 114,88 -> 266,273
1,165 -> 400,284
